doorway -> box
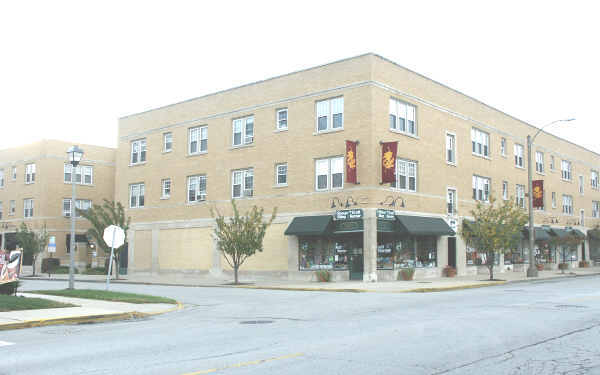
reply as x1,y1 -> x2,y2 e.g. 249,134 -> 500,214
349,248 -> 364,280
448,237 -> 456,268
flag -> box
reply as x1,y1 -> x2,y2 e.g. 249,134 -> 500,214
346,141 -> 357,184
532,180 -> 544,208
381,141 -> 397,183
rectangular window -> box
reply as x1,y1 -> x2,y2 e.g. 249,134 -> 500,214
129,183 -> 145,208
276,163 -> 287,186
550,155 -> 555,171
472,175 -> 490,202
83,166 -> 93,185
446,133 -> 456,164
500,138 -> 506,156
25,163 -> 36,184
502,181 -> 508,200
317,97 -> 344,132
63,199 -> 91,217
562,194 -> 573,215
516,184 -> 525,209
24,198 -> 34,218
389,98 -> 417,135
0,169 -> 4,188
187,175 -> 207,203
471,128 -> 490,157
189,126 -> 208,154
11,166 -> 16,180
130,139 -> 147,164
391,159 -> 418,192
9,200 -> 15,215
315,157 -> 344,191
164,132 -> 173,152
579,175 -> 584,195
233,116 -> 254,146
592,201 -> 599,218
63,198 -> 71,217
561,160 -> 572,181
64,164 -> 72,183
592,170 -> 599,190
162,178 -> 171,199
232,169 -> 253,198
514,144 -> 524,168
276,108 -> 288,130
447,188 -> 457,215
535,151 -> 544,173
552,192 -> 557,208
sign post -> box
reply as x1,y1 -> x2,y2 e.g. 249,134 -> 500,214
47,236 -> 56,257
103,225 -> 125,290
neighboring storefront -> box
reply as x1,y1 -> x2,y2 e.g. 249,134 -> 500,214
589,229 -> 600,264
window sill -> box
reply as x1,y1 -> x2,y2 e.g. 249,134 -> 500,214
187,151 -> 208,158
129,162 -> 147,167
229,143 -> 255,150
128,206 -> 145,210
187,200 -> 207,206
274,128 -> 288,133
313,128 -> 344,136
273,184 -> 288,189
561,179 -> 572,183
162,150 -> 173,154
536,171 -> 546,176
446,161 -> 457,167
25,182 -> 35,185
160,196 -> 170,200
388,128 -> 419,139
471,153 -> 491,161
63,182 -> 95,187
515,165 -> 525,170
315,187 -> 344,193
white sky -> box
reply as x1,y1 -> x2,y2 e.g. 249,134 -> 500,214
1,1 -> 599,153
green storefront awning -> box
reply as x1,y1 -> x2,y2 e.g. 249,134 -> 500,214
284,215 -> 333,236
588,229 -> 600,240
395,215 -> 455,236
523,226 -> 552,241
550,227 -> 569,239
570,228 -> 586,239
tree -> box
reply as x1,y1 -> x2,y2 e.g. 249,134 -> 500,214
16,222 -> 49,277
211,200 -> 277,284
460,197 -> 528,280
79,200 -> 131,279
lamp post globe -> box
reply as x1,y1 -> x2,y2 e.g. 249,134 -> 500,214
66,145 -> 84,289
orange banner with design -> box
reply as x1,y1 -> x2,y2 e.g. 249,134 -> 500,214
381,142 -> 397,183
533,180 -> 544,208
346,141 -> 357,184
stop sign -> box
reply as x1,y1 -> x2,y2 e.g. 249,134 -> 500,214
103,225 -> 125,248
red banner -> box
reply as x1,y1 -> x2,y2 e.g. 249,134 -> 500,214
0,250 -> 22,284
346,141 -> 357,184
381,142 -> 397,183
532,180 -> 544,208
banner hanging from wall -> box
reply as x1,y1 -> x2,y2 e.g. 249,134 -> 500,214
0,249 -> 22,284
381,141 -> 397,183
532,180 -> 544,208
345,140 -> 357,184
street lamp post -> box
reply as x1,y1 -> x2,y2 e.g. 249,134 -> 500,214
67,145 -> 84,289
527,119 -> 574,277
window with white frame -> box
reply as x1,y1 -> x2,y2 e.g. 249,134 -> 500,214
276,163 -> 287,186
232,169 -> 254,198
579,175 -> 584,195
472,175 -> 490,202
391,159 -> 417,192
64,164 -> 92,185
592,201 -> 599,218
447,188 -> 457,215
516,184 -> 525,209
535,151 -> 544,173
130,139 -> 147,164
24,198 -> 33,218
550,155 -> 555,170
164,132 -> 173,152
561,160 -> 572,181
317,97 -> 344,132
500,138 -> 506,156
63,199 -> 91,217
446,133 -> 456,164
25,163 -> 35,184
0,169 -> 4,188
592,170 -> 599,190
129,183 -> 145,208
83,166 -> 92,185
161,178 -> 171,199
11,166 -> 16,180
389,98 -> 416,135
276,108 -> 288,130
189,126 -> 208,154
233,116 -> 254,146
552,192 -> 557,208
514,144 -> 524,168
471,128 -> 490,157
187,175 -> 206,202
502,181 -> 508,200
9,200 -> 15,215
315,157 -> 344,191
562,194 -> 573,215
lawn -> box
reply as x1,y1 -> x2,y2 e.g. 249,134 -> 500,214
31,289 -> 177,304
0,295 -> 76,312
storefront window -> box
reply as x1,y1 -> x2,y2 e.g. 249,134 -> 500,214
504,245 -> 526,264
394,236 -> 437,268
395,237 -> 415,268
332,240 -> 350,270
416,236 -> 437,268
466,242 -> 499,266
557,245 -> 578,263
299,238 -> 333,270
536,243 -> 555,264
377,233 -> 394,270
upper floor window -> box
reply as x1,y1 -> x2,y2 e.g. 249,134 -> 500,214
9,200 -> 15,215
315,157 -> 343,191
233,116 -> 254,146
514,144 -> 524,168
579,175 -> 585,195
189,126 -> 208,154
550,155 -> 555,171
516,184 -> 525,209
232,169 -> 253,198
131,139 -> 147,164
276,108 -> 288,130
535,151 -> 544,173
552,192 -> 557,208
391,159 -> 417,192
500,138 -> 506,156
581,209 -> 585,226
188,175 -> 207,203
161,178 -> 171,199
389,98 -> 416,135
163,132 -> 173,152
502,181 -> 508,200
11,166 -> 16,180
472,175 -> 490,202
471,128 -> 489,157
593,201 -> 599,218
276,163 -> 287,186
24,198 -> 34,218
561,160 -> 572,181
447,188 -> 457,215
591,170 -> 599,190
446,133 -> 456,164
63,199 -> 91,217
0,169 -> 4,188
129,183 -> 145,208
562,194 -> 573,215
64,164 -> 93,185
317,97 -> 344,132
25,163 -> 35,184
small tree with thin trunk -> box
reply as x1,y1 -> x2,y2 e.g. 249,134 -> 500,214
211,200 -> 277,284
16,222 -> 49,277
460,197 -> 528,280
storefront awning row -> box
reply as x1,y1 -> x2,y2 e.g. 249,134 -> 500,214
284,215 -> 334,236
395,215 -> 455,236
523,227 -> 552,241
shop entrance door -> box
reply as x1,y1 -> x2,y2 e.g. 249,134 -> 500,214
349,248 -> 363,280
448,237 -> 456,268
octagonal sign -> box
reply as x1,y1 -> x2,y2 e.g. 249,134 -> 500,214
103,225 -> 125,249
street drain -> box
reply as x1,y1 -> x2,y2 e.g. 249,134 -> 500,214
555,305 -> 587,309
239,320 -> 274,325
417,281 -> 432,284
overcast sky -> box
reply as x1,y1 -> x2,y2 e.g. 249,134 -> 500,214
1,1 -> 598,154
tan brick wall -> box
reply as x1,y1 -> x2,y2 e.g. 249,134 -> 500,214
158,227 -> 212,271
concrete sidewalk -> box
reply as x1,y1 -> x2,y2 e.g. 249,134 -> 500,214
0,292 -> 180,331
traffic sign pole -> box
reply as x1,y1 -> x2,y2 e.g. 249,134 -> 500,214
105,228 -> 116,290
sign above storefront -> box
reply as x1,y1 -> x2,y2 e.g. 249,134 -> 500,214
335,209 -> 363,220
376,209 -> 395,221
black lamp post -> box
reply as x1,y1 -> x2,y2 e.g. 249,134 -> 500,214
67,145 -> 84,289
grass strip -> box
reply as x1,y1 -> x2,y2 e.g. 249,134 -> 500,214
0,295 -> 76,312
31,289 -> 177,304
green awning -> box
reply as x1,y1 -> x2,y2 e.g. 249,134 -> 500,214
588,229 -> 600,240
395,215 -> 455,236
284,215 -> 333,236
550,228 -> 569,239
570,229 -> 586,239
523,227 -> 552,241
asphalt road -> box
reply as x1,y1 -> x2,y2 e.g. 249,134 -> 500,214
2,276 -> 600,375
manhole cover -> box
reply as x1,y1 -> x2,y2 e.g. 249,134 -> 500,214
555,305 -> 587,309
239,320 -> 274,325
417,281 -> 432,284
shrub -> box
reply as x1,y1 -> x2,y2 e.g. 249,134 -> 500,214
42,258 -> 60,273
558,263 -> 569,270
0,281 -> 20,295
442,266 -> 456,277
52,266 -> 78,274
398,268 -> 415,281
82,267 -> 106,275
315,270 -> 331,282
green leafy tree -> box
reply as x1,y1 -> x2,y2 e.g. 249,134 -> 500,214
460,197 -> 528,280
211,200 -> 277,284
79,200 -> 131,279
16,223 -> 49,277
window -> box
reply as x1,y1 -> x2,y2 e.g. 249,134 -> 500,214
24,199 -> 33,218
389,98 -> 416,135
9,200 -> 15,216
64,164 -> 72,183
187,175 -> 207,203
25,163 -> 35,184
516,184 -> 525,209
315,157 -> 344,191
561,160 -> 572,181
164,132 -> 173,152
232,169 -> 253,198
502,181 -> 508,200
472,175 -> 490,202
500,138 -> 506,156
161,178 -> 171,199
64,164 -> 92,185
63,199 -> 91,217
276,108 -> 288,130
592,201 -> 599,218
550,155 -> 555,171
592,170 -> 599,190
579,175 -> 584,195
446,133 -> 456,164
562,194 -> 573,215
0,169 -> 4,188
447,188 -> 457,215
552,192 -> 557,208
391,159 -> 417,192
83,166 -> 92,185
189,126 -> 208,154
514,144 -> 524,167
232,116 -> 254,146
317,97 -> 344,132
535,151 -> 544,173
276,163 -> 287,186
130,139 -> 147,164
471,128 -> 490,157
395,236 -> 437,268
11,166 -> 16,180
129,183 -> 145,208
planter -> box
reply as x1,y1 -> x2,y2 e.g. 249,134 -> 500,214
536,264 -> 544,271
315,270 -> 331,282
442,266 -> 457,277
398,268 -> 415,281
558,263 -> 569,271
579,261 -> 590,268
